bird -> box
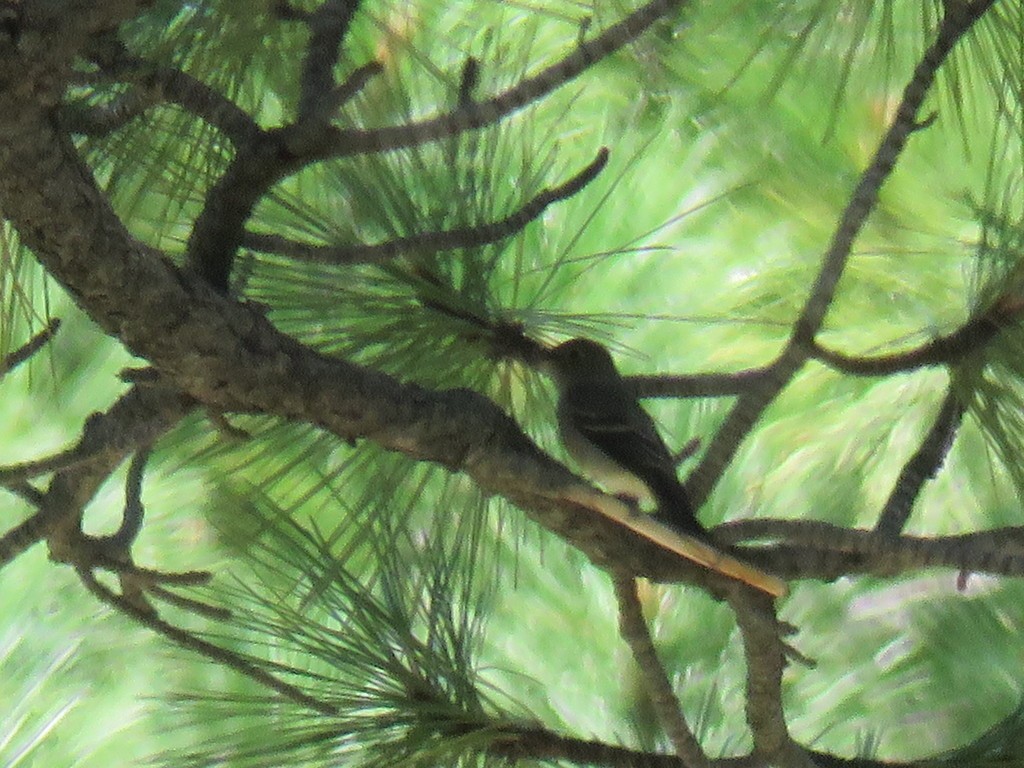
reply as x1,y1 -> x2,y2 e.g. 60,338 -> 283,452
544,337 -> 704,538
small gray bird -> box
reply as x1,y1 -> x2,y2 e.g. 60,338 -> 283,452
545,337 -> 704,538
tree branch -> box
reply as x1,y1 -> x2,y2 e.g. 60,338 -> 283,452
61,86 -> 158,137
792,1 -> 996,346
298,0 -> 688,161
875,386 -> 965,535
630,367 -> 774,399
187,1 -> 684,290
0,318 -> 60,377
612,574 -> 711,767
727,588 -> 814,768
241,148 -> 609,264
0,58 -> 771,590
85,40 -> 260,145
687,1 -> 996,506
1,480 -> 45,507
716,520 -> 1024,582
0,444 -> 102,483
296,0 -> 362,120
493,720 -> 954,767
77,566 -> 336,715
810,311 -> 1005,376
104,446 -> 151,549
0,385 -> 194,568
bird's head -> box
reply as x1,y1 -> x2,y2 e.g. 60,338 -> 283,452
544,337 -> 621,384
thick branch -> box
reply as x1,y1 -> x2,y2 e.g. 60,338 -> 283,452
184,131 -> 282,289
61,88 -> 157,136
19,1 -> 151,47
493,722 -> 944,767
0,55 -> 753,588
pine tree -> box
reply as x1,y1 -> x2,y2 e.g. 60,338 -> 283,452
2,1 -> 1024,766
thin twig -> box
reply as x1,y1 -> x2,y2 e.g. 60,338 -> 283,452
810,311 -> 1004,376
0,318 -> 60,377
205,409 -> 252,440
273,0 -> 310,22
0,385 -> 190,485
323,60 -> 383,113
303,0 -> 689,160
148,585 -> 234,620
3,386 -> 195,568
106,445 -> 151,549
793,0 -> 996,345
0,507 -> 51,567
189,0 -> 684,290
630,367 -> 773,399
458,56 -> 480,107
84,550 -> 213,587
612,574 -> 711,767
241,148 -> 609,264
875,387 -> 964,534
0,446 -> 93,483
92,41 -> 259,145
77,567 -> 337,715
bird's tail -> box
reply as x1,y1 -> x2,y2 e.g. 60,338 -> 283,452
649,472 -> 707,538
645,474 -> 786,597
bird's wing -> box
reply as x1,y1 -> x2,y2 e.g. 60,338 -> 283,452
565,383 -> 703,536
564,383 -> 677,475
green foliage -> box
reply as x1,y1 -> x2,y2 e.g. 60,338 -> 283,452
156,492 -> 510,768
4,1 -> 1024,767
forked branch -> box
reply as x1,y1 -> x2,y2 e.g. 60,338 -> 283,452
688,2 -> 996,506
